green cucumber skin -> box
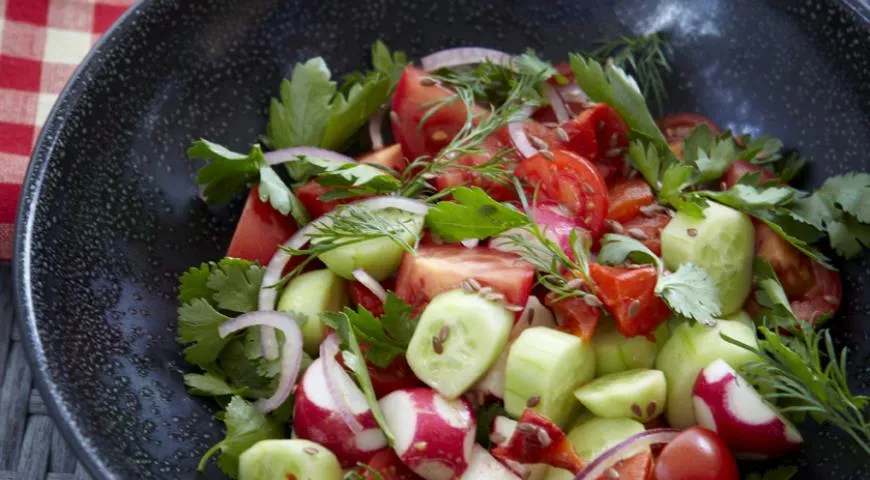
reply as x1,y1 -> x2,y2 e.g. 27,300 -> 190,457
406,289 -> 513,399
592,321 -> 669,376
238,439 -> 342,480
542,415 -> 646,479
661,202 -> 754,316
318,210 -> 424,281
504,327 -> 595,428
655,311 -> 760,428
277,269 -> 349,356
573,369 -> 666,422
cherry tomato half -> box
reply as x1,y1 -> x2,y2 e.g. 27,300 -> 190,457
657,113 -> 721,144
588,264 -> 670,338
515,149 -> 609,238
561,104 -> 630,183
653,426 -> 740,480
791,260 -> 842,325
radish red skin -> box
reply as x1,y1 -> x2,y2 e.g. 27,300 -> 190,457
293,357 -> 388,468
692,359 -> 803,459
379,388 -> 476,480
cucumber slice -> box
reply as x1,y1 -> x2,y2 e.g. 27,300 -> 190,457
277,269 -> 348,356
573,369 -> 666,422
592,321 -> 669,376
406,289 -> 513,398
655,311 -> 760,428
542,416 -> 645,480
504,327 -> 595,428
317,209 -> 424,281
238,439 -> 342,480
661,202 -> 755,316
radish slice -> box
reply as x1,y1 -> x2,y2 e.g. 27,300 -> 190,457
263,147 -> 356,166
217,311 -> 303,413
421,47 -> 513,71
352,268 -> 388,302
369,110 -> 386,151
320,334 -> 365,433
572,428 -> 681,480
542,83 -> 570,123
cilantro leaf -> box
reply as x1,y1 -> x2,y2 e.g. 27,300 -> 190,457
183,372 -> 240,396
178,263 -> 213,304
198,396 -> 285,477
745,466 -> 798,480
322,75 -> 390,151
425,187 -> 530,242
371,41 -> 408,87
205,259 -> 264,313
750,259 -> 800,330
219,339 -> 279,399
189,140 -> 261,204
338,293 -> 417,369
257,163 -> 298,220
288,155 -> 401,199
177,299 -> 232,368
691,134 -> 737,182
691,184 -> 798,210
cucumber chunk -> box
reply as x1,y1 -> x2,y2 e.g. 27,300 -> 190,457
504,327 -> 595,428
317,209 -> 424,281
238,439 -> 342,480
592,321 -> 669,376
661,202 -> 754,316
406,289 -> 513,399
543,416 -> 646,480
573,369 -> 666,422
655,311 -> 759,428
277,269 -> 348,356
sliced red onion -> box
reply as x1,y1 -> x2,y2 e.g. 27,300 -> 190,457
460,238 -> 479,249
542,83 -> 570,124
512,296 -> 555,339
573,429 -> 681,480
368,110 -> 385,151
421,47 -> 513,72
218,311 -> 303,413
263,147 -> 355,166
353,195 -> 430,217
557,83 -> 588,104
352,268 -> 387,302
320,334 -> 365,433
507,106 -> 537,159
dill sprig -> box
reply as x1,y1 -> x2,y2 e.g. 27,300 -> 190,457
586,32 -> 672,113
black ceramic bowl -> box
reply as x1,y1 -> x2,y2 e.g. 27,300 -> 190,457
13,0 -> 870,478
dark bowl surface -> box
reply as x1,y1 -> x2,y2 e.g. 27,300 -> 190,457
13,0 -> 870,478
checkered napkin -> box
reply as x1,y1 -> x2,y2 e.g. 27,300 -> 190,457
0,0 -> 134,259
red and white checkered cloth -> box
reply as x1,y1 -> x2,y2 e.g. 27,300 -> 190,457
0,0 -> 134,259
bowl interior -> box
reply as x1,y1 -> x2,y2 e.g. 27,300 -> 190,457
14,0 -> 870,478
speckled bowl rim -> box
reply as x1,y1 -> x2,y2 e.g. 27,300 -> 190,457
10,0 -> 870,479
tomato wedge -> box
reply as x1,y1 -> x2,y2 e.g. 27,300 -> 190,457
657,113 -> 721,143
722,160 -> 777,189
359,449 -> 421,480
432,131 -> 519,201
348,278 -> 396,317
622,213 -> 671,256
607,179 -> 656,223
491,409 -> 584,474
790,260 -> 842,325
226,186 -> 297,265
394,245 -> 535,313
653,427 -> 740,480
515,150 -> 609,238
588,264 -> 670,338
544,292 -> 600,340
359,144 -> 407,172
597,450 -> 653,480
561,104 -> 630,183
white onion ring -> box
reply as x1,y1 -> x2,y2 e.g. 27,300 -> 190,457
352,268 -> 387,302
573,429 -> 681,480
542,83 -> 570,123
421,47 -> 513,71
368,110 -> 385,151
263,147 -> 356,166
352,195 -> 430,217
557,83 -> 588,104
512,296 -> 555,339
218,311 -> 303,413
320,334 -> 365,433
507,106 -> 538,159
460,238 -> 479,249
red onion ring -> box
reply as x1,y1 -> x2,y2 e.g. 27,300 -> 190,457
506,106 -> 538,159
320,333 -> 365,433
573,429 -> 681,480
542,83 -> 570,124
460,238 -> 479,249
263,147 -> 356,166
218,311 -> 303,413
351,268 -> 387,302
421,47 -> 513,71
513,296 -> 555,338
368,110 -> 385,151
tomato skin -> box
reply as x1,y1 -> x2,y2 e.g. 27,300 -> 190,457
359,144 -> 407,172
561,104 -> 630,183
588,264 -> 670,338
226,186 -> 298,265
491,409 -> 584,473
348,277 -> 396,317
545,292 -> 600,340
433,132 -> 519,201
657,113 -> 721,143
722,160 -> 777,189
754,223 -> 815,296
515,150 -> 609,239
360,449 -> 421,480
653,427 -> 740,480
367,355 -> 424,399
622,213 -> 671,256
607,179 -> 656,223
791,260 -> 842,325
601,450 -> 653,480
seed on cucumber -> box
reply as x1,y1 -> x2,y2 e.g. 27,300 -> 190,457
317,209 -> 424,281
542,415 -> 646,479
277,269 -> 348,356
238,439 -> 342,480
660,202 -> 755,316
655,311 -> 760,428
592,320 -> 669,376
573,369 -> 666,422
406,289 -> 513,399
504,327 -> 595,428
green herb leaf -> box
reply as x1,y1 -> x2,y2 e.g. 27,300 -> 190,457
183,372 -> 240,396
745,465 -> 799,480
205,258 -> 265,313
267,58 -> 335,149
425,187 -> 530,242
475,403 -> 508,448
288,155 -> 401,198
371,41 -> 408,88
691,184 -> 798,211
177,299 -> 232,368
321,75 -> 390,151
338,293 -> 417,368
628,141 -> 661,189
179,263 -> 213,304
198,396 -> 285,476
188,140 -> 262,204
790,173 -> 870,258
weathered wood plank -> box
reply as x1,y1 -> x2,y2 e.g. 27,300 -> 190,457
49,427 -> 77,474
0,268 -> 14,386
73,463 -> 92,480
15,415 -> 52,479
0,473 -> 76,480
27,390 -> 46,416
0,343 -> 33,470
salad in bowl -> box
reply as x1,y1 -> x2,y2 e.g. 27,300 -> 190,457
177,37 -> 870,480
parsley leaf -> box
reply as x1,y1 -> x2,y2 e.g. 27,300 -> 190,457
177,299 -> 232,368
598,234 -> 721,325
690,184 -> 798,211
198,396 -> 285,477
745,466 -> 799,480
178,263 -> 213,304
322,76 -> 390,151
338,293 -> 418,368
425,187 -> 530,242
183,372 -> 241,396
287,155 -> 401,200
791,173 -> 870,258
371,41 -> 408,87
188,140 -> 262,204
475,403 -> 508,448
205,258 -> 264,313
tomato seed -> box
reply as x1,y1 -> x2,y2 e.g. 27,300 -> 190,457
628,228 -> 649,240
526,395 -> 541,407
516,423 -> 537,435
555,127 -> 569,142
628,299 -> 641,318
540,150 -> 555,161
